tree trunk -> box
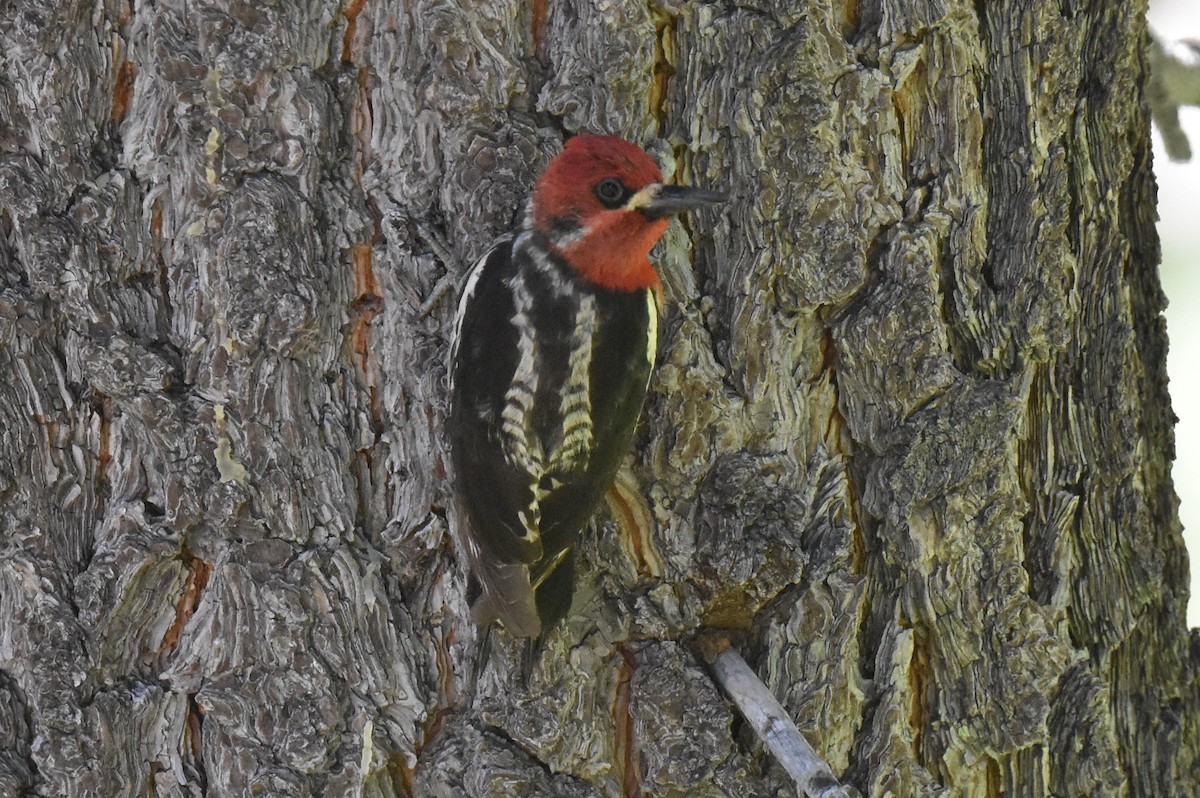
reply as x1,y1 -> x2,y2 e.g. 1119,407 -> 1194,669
0,1 -> 1194,796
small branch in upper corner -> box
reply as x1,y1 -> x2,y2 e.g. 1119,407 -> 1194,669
1148,33 -> 1200,162
694,634 -> 862,798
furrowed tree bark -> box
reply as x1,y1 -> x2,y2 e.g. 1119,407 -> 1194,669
0,1 -> 1195,797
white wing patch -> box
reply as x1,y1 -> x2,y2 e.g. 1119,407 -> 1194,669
498,271 -> 546,543
645,287 -> 659,371
547,294 -> 597,474
500,274 -> 543,476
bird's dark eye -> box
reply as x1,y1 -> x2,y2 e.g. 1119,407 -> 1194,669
594,178 -> 628,208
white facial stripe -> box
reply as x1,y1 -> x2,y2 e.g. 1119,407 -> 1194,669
549,222 -> 587,250
520,233 -> 575,296
625,183 -> 663,212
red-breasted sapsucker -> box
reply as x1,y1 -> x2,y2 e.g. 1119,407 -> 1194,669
448,134 -> 726,637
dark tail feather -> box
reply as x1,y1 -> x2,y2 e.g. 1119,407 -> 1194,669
469,560 -> 542,638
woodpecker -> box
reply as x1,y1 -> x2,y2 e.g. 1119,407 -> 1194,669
448,134 -> 726,637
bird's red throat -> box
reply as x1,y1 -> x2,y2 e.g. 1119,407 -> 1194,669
560,213 -> 669,292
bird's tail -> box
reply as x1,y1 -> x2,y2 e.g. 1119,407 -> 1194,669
469,560 -> 542,638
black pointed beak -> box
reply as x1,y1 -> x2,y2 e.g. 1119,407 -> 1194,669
634,184 -> 729,220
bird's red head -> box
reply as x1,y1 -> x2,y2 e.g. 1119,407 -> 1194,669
529,134 -> 726,292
